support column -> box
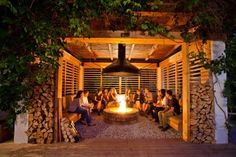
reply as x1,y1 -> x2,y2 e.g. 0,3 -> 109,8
79,65 -> 84,90
212,41 -> 228,144
182,43 -> 190,141
157,67 -> 162,90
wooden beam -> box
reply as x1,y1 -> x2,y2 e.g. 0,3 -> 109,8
108,44 -> 113,61
65,37 -> 183,45
81,58 -> 159,63
128,44 -> 135,61
85,43 -> 97,60
182,43 -> 190,142
159,45 -> 182,62
145,44 -> 158,61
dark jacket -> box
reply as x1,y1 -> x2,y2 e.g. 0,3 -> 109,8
68,98 -> 80,112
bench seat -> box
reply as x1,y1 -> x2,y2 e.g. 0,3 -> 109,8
65,113 -> 81,123
167,115 -> 182,132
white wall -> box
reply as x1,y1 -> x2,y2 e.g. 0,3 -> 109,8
212,41 -> 228,144
14,113 -> 28,143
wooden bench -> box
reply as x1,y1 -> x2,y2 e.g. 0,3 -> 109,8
167,114 -> 182,132
66,113 -> 81,123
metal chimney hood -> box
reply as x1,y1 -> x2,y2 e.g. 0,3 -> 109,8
103,44 -> 140,76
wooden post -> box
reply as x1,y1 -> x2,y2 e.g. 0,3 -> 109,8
157,67 -> 162,90
182,43 -> 190,141
56,55 -> 63,142
100,68 -> 103,88
119,77 -> 122,94
79,65 -> 84,90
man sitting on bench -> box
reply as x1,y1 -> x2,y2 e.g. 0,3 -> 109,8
158,90 -> 180,131
68,90 -> 96,126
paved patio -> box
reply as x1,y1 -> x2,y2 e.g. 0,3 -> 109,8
0,139 -> 236,157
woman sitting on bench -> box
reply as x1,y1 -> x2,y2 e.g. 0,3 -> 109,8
68,90 -> 96,126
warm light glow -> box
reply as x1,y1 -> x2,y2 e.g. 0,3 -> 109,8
117,94 -> 126,113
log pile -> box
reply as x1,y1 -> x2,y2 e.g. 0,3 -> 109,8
61,117 -> 81,143
190,82 -> 215,144
26,78 -> 55,144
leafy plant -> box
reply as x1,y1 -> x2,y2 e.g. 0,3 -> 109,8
0,0 -> 235,131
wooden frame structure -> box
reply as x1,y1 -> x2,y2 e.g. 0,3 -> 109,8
56,37 -> 213,142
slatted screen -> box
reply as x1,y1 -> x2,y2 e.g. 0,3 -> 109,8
84,68 -> 101,93
140,69 -> 157,92
83,68 -> 157,94
168,64 -> 176,94
102,75 -> 119,93
121,76 -> 139,94
177,61 -> 183,95
162,67 -> 168,89
189,56 -> 202,83
161,61 -> 183,95
62,60 -> 79,96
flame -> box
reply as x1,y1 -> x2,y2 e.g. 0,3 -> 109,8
117,94 -> 126,113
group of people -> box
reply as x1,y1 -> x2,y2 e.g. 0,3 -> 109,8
67,87 -> 120,126
132,88 -> 181,131
68,87 -> 181,131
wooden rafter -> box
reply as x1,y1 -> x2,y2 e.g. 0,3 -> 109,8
145,44 -> 158,61
65,37 -> 183,45
85,43 -> 97,60
108,44 -> 113,61
128,44 -> 135,61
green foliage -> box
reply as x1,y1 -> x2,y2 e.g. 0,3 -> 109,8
0,0 -> 235,130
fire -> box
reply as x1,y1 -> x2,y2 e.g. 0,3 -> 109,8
117,94 -> 127,113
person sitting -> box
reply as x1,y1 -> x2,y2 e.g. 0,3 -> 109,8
125,89 -> 132,107
81,90 -> 94,115
142,87 -> 153,116
94,88 -> 103,115
158,90 -> 180,131
107,88 -> 118,108
133,89 -> 145,113
68,90 -> 95,126
152,89 -> 168,123
102,88 -> 109,108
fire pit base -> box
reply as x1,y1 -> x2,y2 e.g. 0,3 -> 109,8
103,107 -> 139,124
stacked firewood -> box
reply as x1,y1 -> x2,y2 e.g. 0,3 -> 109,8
26,79 -> 55,144
190,82 -> 215,144
61,117 -> 81,143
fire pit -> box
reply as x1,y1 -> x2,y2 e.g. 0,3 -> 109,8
103,94 -> 138,124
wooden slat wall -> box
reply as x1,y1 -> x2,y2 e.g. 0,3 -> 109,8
189,41 -> 211,84
62,60 -> 80,96
56,49 -> 81,142
121,76 -> 139,94
83,68 -> 157,94
140,69 -> 157,92
84,68 -> 102,93
160,52 -> 183,96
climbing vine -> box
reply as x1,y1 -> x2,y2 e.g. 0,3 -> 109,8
0,0 -> 235,130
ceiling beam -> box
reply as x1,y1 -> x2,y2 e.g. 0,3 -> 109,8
65,37 -> 183,45
145,44 -> 158,61
128,44 -> 135,61
81,58 -> 159,63
108,44 -> 113,61
85,43 -> 97,60
159,45 -> 182,62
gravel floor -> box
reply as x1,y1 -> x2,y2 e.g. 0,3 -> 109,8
76,113 -> 181,140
